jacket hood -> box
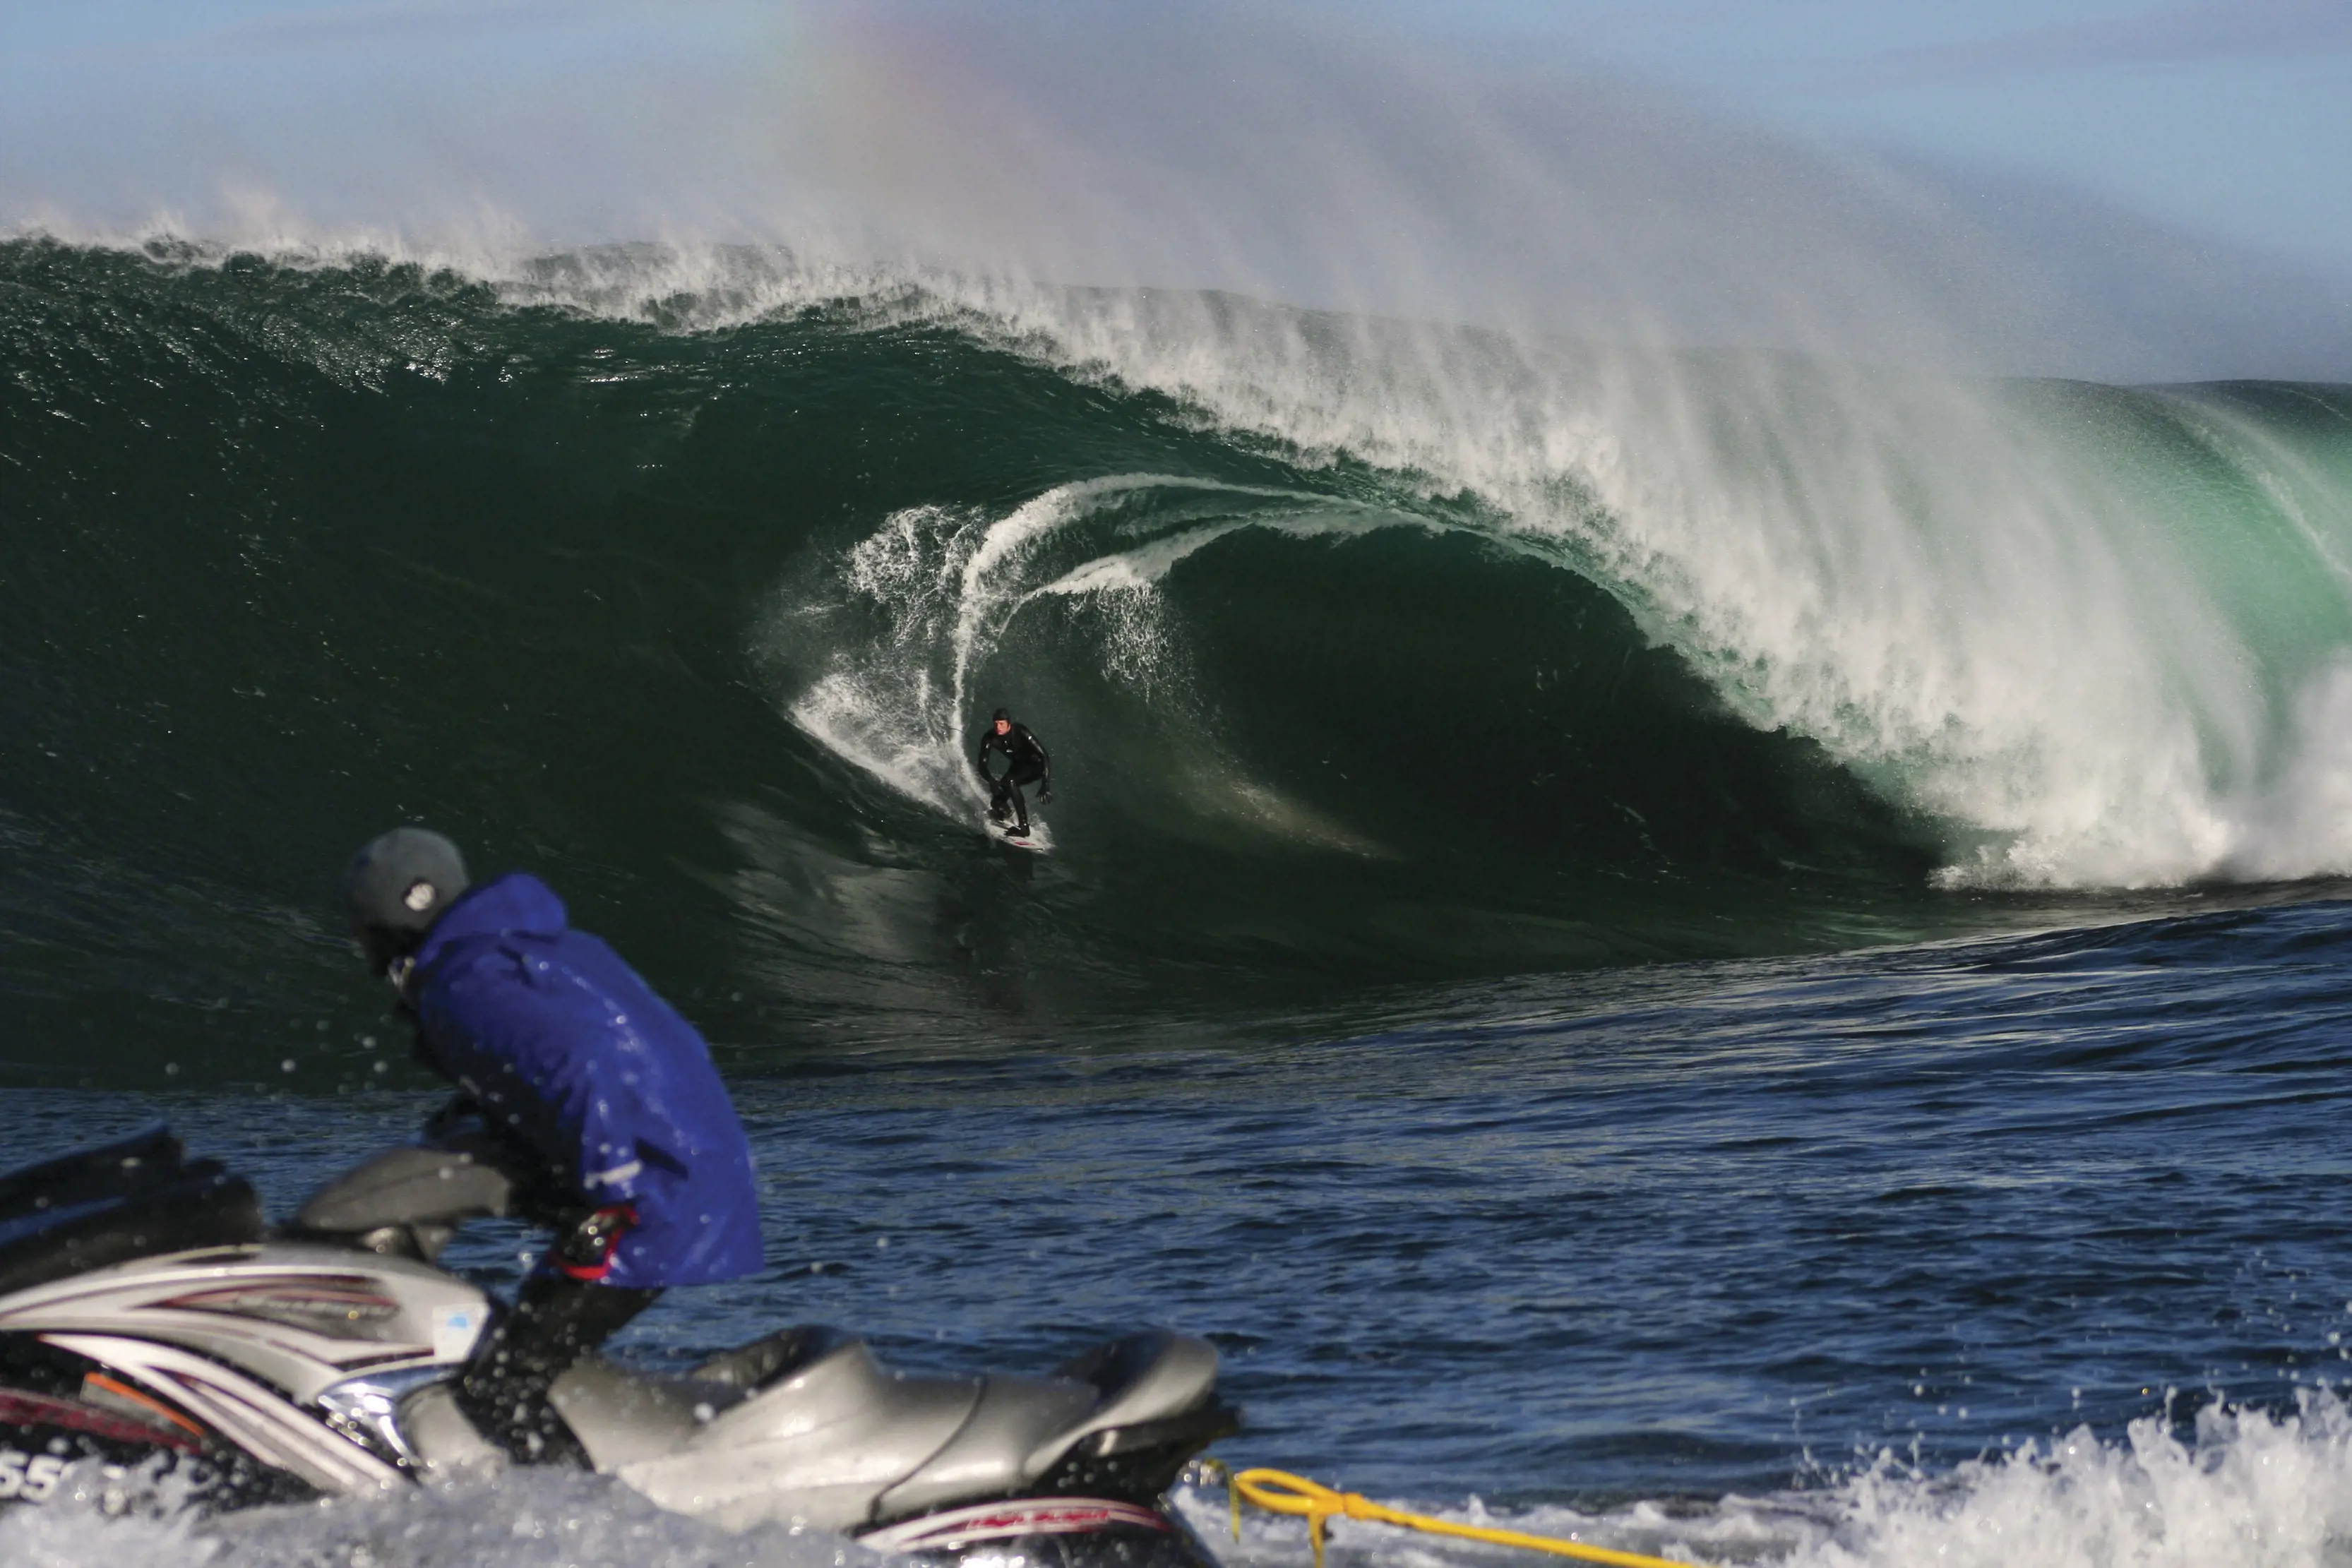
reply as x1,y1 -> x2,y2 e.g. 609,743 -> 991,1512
414,871 -> 568,971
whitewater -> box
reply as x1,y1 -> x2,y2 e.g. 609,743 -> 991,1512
10,1401 -> 2352,1568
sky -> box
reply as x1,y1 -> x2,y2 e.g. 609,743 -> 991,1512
1383,0 -> 2352,273
5,0 -> 2346,270
1,1 -> 2346,378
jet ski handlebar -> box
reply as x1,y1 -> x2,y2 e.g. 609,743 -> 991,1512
282,1103 -> 546,1262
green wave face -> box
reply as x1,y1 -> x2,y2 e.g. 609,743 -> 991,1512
3,239 -> 2350,1080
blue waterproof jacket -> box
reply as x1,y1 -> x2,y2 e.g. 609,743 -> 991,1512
410,873 -> 763,1290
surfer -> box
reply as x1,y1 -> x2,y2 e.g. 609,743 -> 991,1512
341,827 -> 763,1464
974,707 -> 1053,837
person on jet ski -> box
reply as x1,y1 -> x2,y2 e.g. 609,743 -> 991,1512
342,827 -> 763,1464
974,707 -> 1052,837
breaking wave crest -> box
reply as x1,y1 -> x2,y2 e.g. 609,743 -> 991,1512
364,233 -> 2352,894
4,234 -> 2352,1040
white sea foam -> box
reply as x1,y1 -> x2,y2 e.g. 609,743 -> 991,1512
0,1466 -> 868,1568
714,261 -> 2349,890
766,471 -> 1396,852
918,288 -> 2331,893
776,479 -> 1171,834
1178,1394 -> 2352,1568
11,1394 -> 2348,1567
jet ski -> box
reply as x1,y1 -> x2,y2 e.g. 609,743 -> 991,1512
0,1125 -> 1237,1563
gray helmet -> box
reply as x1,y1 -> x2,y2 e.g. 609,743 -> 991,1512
343,827 -> 469,973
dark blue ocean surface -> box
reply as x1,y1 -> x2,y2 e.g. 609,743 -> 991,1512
12,894 -> 2352,1548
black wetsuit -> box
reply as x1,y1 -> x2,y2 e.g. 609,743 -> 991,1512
975,721 -> 1052,834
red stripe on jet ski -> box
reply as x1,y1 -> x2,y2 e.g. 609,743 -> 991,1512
865,1498 -> 1174,1548
0,1386 -> 208,1454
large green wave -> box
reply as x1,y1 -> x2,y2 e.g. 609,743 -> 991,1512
2,239 -> 2348,1081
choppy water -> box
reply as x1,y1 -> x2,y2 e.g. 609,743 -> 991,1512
14,895 -> 2352,1565
6,237 -> 2352,1564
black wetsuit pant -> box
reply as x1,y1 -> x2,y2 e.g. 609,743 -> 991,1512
989,760 -> 1046,832
457,1274 -> 662,1464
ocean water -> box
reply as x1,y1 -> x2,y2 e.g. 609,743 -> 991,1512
5,236 -> 2352,1565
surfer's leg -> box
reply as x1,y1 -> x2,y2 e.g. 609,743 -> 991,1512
1005,761 -> 1044,832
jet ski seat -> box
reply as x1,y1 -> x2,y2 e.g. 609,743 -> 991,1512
0,1125 -> 263,1298
1053,1328 -> 1222,1435
876,1328 -> 1231,1519
551,1324 -> 1232,1522
552,1324 -> 965,1472
539,1327 -> 871,1468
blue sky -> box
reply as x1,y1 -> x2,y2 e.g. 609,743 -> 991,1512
4,0 -> 2346,270
1380,0 -> 2352,271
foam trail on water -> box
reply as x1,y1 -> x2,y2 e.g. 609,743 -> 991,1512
777,477 -> 1187,839
1178,1394 -> 2352,1568
203,1474 -> 872,1568
770,471 -> 1388,847
0,1468 -> 871,1568
17,1398 -> 2351,1568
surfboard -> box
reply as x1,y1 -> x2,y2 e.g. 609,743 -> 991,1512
991,815 -> 1051,852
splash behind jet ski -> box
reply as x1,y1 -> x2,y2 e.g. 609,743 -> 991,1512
0,1126 -> 1236,1562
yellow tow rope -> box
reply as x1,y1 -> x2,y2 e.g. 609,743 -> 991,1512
1204,1463 -> 1700,1568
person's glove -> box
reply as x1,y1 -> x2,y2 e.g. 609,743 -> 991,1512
551,1203 -> 639,1281
1040,786 -> 1054,804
